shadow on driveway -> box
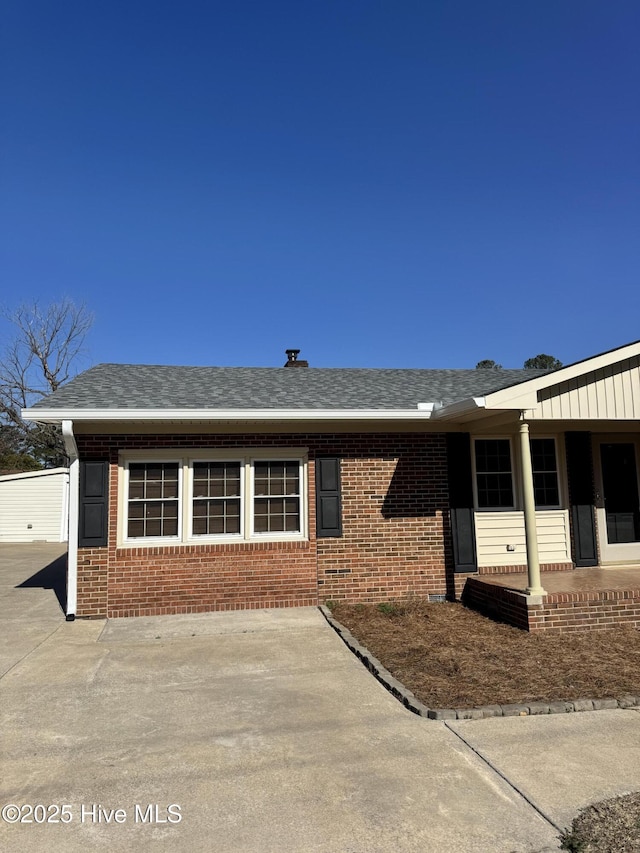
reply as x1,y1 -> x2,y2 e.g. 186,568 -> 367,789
16,552 -> 67,614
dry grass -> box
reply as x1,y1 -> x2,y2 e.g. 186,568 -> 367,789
559,792 -> 640,852
329,598 -> 640,709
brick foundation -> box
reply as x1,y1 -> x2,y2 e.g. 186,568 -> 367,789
478,562 -> 573,575
463,577 -> 640,632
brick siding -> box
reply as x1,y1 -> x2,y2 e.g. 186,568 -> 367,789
74,432 -> 452,617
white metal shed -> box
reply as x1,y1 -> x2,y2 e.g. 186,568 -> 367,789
0,468 -> 69,543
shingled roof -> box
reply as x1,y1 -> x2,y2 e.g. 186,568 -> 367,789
30,363 -> 550,411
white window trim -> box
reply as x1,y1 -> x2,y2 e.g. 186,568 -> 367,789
118,449 -> 308,547
123,458 -> 183,543
187,457 -> 245,541
249,456 -> 305,540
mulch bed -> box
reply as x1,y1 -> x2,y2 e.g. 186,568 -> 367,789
329,599 -> 640,709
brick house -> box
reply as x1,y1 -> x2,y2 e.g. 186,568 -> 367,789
24,342 -> 640,629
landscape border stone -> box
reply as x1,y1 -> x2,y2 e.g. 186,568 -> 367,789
319,605 -> 640,722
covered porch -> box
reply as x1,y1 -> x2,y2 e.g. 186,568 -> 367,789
462,566 -> 640,632
435,342 -> 640,632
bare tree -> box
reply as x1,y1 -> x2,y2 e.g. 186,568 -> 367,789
0,299 -> 93,468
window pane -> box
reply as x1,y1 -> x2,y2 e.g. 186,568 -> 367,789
191,496 -> 241,537
128,519 -> 144,538
531,438 -> 556,471
254,500 -> 269,532
254,477 -> 269,496
477,473 -> 514,508
533,472 -> 560,507
128,500 -> 144,517
268,512 -> 285,532
163,516 -> 178,537
475,440 -> 511,473
193,516 -> 207,535
128,481 -> 144,500
146,518 -> 161,537
226,513 -> 240,534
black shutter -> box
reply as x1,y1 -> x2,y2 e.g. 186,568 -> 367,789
565,432 -> 598,566
316,458 -> 342,538
447,433 -> 478,572
79,461 -> 109,547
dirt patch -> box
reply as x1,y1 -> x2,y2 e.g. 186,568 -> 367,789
329,599 -> 640,708
559,792 -> 640,852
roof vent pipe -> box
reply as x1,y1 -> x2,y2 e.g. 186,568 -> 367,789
284,349 -> 309,367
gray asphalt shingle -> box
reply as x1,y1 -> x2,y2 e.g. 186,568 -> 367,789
30,363 -> 549,411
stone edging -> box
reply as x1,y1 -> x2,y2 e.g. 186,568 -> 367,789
319,605 -> 640,721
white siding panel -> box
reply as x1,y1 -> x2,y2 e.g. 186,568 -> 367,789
475,510 -> 571,567
533,357 -> 640,420
0,471 -> 69,542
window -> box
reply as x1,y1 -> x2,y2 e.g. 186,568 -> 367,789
531,438 -> 560,507
192,461 -> 242,536
253,461 -> 301,533
474,439 -> 514,509
473,436 -> 561,510
122,452 -> 306,544
127,462 -> 180,538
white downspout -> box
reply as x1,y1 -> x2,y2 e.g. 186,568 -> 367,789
60,471 -> 70,543
62,420 -> 79,620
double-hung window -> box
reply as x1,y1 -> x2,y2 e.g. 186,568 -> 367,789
122,452 -> 306,544
531,438 -> 560,508
474,439 -> 515,509
127,462 -> 181,539
253,461 -> 301,534
192,461 -> 242,536
473,437 -> 560,510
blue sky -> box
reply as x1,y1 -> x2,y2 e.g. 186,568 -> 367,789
1,0 -> 639,371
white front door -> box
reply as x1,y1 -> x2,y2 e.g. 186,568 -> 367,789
594,436 -> 640,564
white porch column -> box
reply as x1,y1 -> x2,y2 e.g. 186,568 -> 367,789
518,420 -> 547,596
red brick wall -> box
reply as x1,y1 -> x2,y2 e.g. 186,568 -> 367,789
74,431 -> 452,617
529,591 -> 640,632
316,435 -> 450,602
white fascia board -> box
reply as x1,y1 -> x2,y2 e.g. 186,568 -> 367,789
484,339 -> 640,409
431,397 -> 486,420
23,407 -> 436,424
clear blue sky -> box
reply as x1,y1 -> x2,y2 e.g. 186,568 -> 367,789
1,0 -> 639,370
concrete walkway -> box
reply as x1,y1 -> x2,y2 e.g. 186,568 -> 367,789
1,545 -> 639,852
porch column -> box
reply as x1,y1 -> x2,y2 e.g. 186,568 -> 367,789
518,420 -> 547,596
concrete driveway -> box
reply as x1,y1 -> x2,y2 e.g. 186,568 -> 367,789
1,545 -> 639,852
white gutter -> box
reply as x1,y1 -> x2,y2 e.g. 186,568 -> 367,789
23,407 -> 437,423
431,396 -> 486,420
61,420 -> 78,621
